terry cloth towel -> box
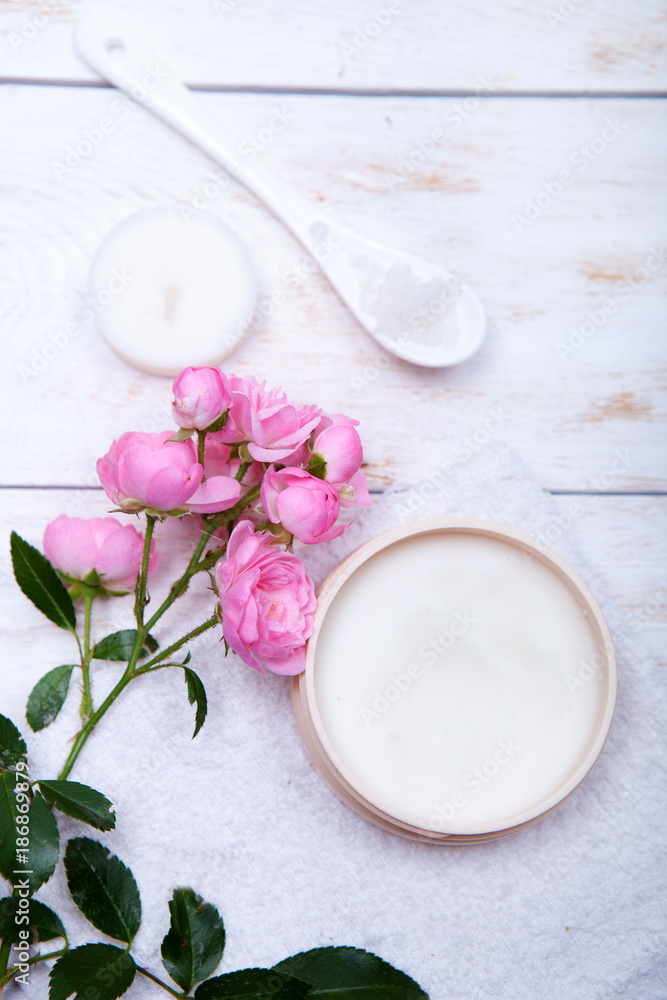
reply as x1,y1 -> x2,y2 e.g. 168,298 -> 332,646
10,443 -> 666,999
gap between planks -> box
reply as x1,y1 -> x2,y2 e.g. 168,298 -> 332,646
1,79 -> 667,99
0,486 -> 665,499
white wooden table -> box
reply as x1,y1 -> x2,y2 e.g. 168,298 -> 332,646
1,0 -> 665,993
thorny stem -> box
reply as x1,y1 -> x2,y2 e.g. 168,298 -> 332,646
235,460 -> 251,482
143,528 -> 213,633
59,513 -> 159,779
0,946 -> 68,987
136,965 -> 184,997
56,486 -> 259,783
80,590 -> 94,722
134,514 -> 156,628
58,665 -> 135,779
135,617 -> 218,674
197,429 -> 206,475
141,485 -> 262,635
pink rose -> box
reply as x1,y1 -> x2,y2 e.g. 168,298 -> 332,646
261,466 -> 346,545
43,515 -> 158,592
310,415 -> 372,509
311,421 -> 363,484
223,375 -> 321,462
97,431 -> 203,514
172,367 -> 231,430
97,431 -> 241,515
215,521 -> 316,675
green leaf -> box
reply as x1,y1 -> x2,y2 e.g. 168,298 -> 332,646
26,792 -> 60,892
0,770 -> 20,884
0,780 -> 52,894
183,667 -> 207,739
26,665 -> 75,732
203,410 -> 228,434
195,969 -> 313,999
64,837 -> 141,944
273,947 -> 429,999
37,780 -> 115,832
161,887 -> 225,991
0,714 -> 27,771
307,453 -> 327,481
10,531 -> 76,633
0,896 -> 66,944
93,630 -> 159,661
49,943 -> 136,1000
168,427 -> 195,442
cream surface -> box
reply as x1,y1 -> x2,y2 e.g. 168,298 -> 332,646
89,206 -> 257,376
313,531 -> 609,834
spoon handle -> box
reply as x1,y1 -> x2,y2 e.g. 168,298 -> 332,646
76,8 -> 323,251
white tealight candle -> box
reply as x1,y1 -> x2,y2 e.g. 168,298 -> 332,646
89,206 -> 257,376
295,520 -> 616,841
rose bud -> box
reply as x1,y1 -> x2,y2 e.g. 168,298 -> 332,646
260,466 -> 347,545
172,366 -> 232,431
310,421 -> 363,484
97,431 -> 243,517
43,515 -> 158,593
97,431 -> 205,514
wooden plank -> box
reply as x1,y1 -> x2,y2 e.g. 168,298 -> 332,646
1,87 -> 665,491
0,0 -> 666,93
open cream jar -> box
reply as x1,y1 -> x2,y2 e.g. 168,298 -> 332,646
293,519 -> 616,843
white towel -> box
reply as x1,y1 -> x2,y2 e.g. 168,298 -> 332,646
10,444 -> 666,999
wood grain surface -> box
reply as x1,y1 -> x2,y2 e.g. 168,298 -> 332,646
1,5 -> 665,667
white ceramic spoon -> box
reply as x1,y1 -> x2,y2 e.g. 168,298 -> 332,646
75,8 -> 486,368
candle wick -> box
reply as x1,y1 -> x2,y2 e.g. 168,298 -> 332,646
164,284 -> 178,321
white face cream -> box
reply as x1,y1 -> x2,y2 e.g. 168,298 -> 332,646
304,522 -> 615,837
